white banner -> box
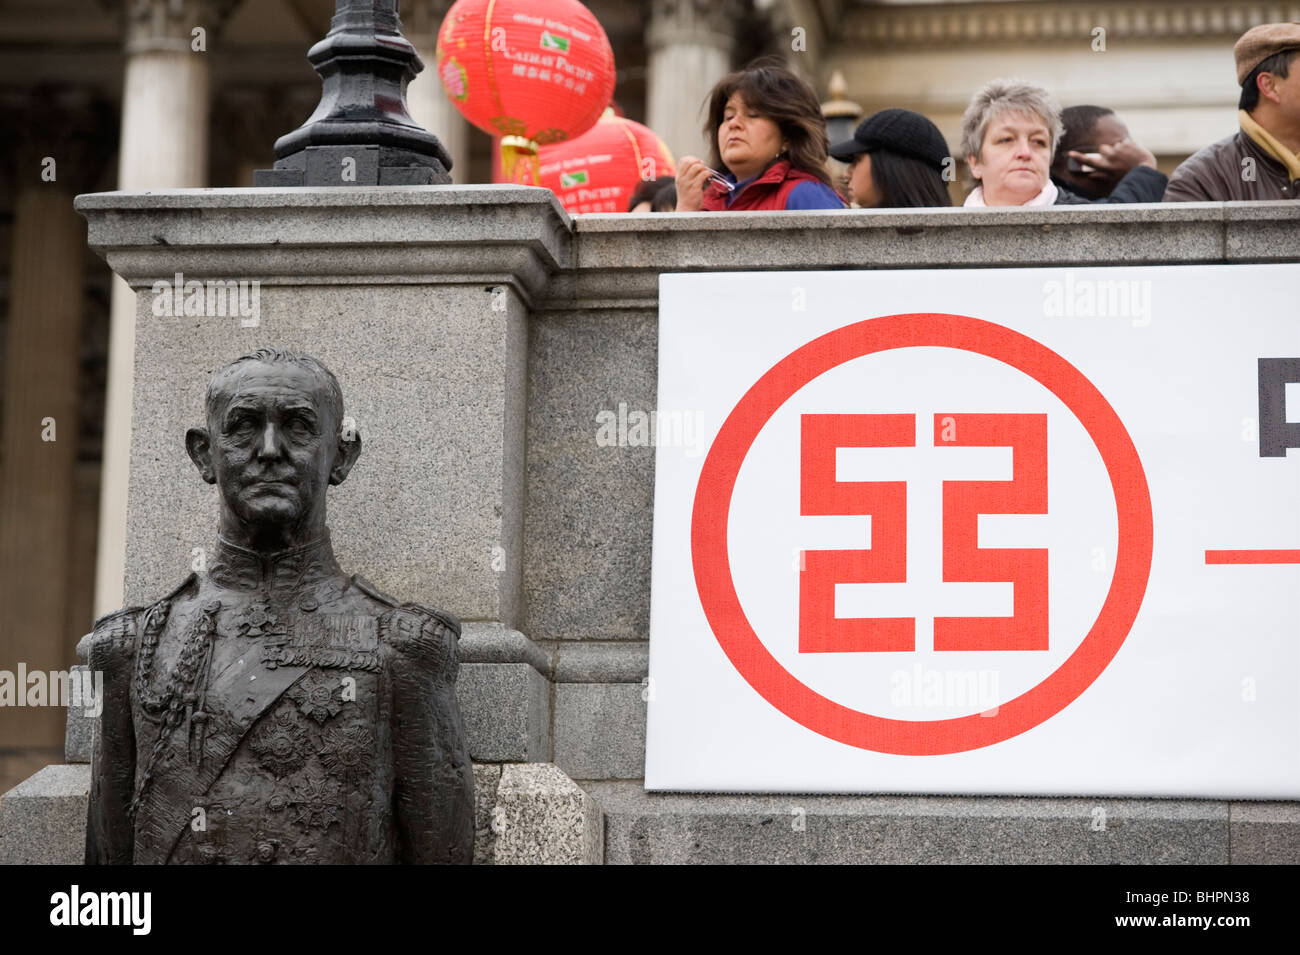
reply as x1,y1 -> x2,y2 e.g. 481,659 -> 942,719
646,265 -> 1300,797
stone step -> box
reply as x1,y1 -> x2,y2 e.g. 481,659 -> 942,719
585,781 -> 1300,865
0,764 -> 90,865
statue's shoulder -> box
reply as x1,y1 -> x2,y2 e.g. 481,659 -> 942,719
353,575 -> 461,672
80,574 -> 199,666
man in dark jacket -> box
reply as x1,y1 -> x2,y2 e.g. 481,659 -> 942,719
1050,105 -> 1168,203
1164,21 -> 1300,201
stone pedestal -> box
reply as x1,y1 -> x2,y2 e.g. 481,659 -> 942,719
77,186 -> 564,626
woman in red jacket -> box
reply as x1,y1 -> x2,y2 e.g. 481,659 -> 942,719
676,57 -> 846,212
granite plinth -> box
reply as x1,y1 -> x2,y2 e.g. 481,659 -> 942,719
0,764 -> 90,864
491,763 -> 603,865
0,761 -> 601,865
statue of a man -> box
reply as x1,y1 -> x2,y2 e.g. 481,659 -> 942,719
85,347 -> 473,864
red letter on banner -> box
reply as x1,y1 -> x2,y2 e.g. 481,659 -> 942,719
799,414 -> 914,652
933,413 -> 1048,651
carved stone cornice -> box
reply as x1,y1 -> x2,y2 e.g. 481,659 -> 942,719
97,0 -> 243,54
647,0 -> 746,51
843,1 -> 1300,49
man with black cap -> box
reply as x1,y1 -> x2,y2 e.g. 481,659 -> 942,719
1165,21 -> 1300,201
829,108 -> 954,208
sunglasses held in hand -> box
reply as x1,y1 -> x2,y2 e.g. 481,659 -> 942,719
704,166 -> 736,192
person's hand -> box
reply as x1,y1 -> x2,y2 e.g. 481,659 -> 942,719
675,156 -> 714,212
1068,139 -> 1158,184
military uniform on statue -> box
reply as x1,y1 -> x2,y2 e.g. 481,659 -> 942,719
84,348 -> 474,865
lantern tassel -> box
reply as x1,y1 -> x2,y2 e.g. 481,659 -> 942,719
501,136 -> 541,185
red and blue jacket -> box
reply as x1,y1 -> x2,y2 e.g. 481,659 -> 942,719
702,159 -> 846,211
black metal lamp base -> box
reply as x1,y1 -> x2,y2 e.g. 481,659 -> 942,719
254,0 -> 452,188
254,145 -> 450,187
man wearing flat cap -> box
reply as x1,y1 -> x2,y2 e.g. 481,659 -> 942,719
1165,21 -> 1300,200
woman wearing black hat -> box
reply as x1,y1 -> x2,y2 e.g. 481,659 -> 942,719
828,109 -> 954,208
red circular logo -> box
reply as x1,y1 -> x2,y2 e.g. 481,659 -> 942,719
691,314 -> 1153,755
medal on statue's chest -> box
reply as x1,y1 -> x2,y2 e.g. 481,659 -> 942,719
232,599 -> 283,638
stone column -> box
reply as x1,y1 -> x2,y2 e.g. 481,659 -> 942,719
405,0 -> 471,182
646,0 -> 740,161
95,0 -> 233,617
0,91 -> 105,747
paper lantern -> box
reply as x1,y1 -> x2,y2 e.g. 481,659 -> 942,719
539,111 -> 675,214
436,0 -> 616,182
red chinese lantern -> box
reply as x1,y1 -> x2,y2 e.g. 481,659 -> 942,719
538,111 -> 675,214
436,0 -> 616,183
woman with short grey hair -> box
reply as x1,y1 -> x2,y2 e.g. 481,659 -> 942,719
960,79 -> 1065,206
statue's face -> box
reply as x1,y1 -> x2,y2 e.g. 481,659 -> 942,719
204,362 -> 340,530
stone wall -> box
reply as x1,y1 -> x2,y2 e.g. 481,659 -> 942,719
36,191 -> 1300,863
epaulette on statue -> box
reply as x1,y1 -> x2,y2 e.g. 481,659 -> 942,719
355,574 -> 461,672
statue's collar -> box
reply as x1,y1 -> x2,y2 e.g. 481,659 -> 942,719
208,530 -> 344,595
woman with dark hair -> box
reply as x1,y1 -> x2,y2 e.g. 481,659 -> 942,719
627,175 -> 677,212
828,109 -> 953,208
676,56 -> 845,211
650,181 -> 677,211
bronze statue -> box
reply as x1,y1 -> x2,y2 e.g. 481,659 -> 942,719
85,347 -> 473,864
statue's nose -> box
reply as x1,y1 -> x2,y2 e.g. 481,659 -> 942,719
257,422 -> 282,459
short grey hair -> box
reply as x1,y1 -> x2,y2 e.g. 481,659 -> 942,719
960,78 -> 1064,170
205,347 -> 345,428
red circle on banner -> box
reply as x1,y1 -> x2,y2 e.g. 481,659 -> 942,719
690,314 -> 1153,755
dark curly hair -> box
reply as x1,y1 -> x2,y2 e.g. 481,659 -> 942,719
703,56 -> 833,187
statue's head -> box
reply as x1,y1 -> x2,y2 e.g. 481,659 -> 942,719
185,348 -> 361,541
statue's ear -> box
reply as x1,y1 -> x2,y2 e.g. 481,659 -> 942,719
186,428 -> 217,484
329,428 -> 361,486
